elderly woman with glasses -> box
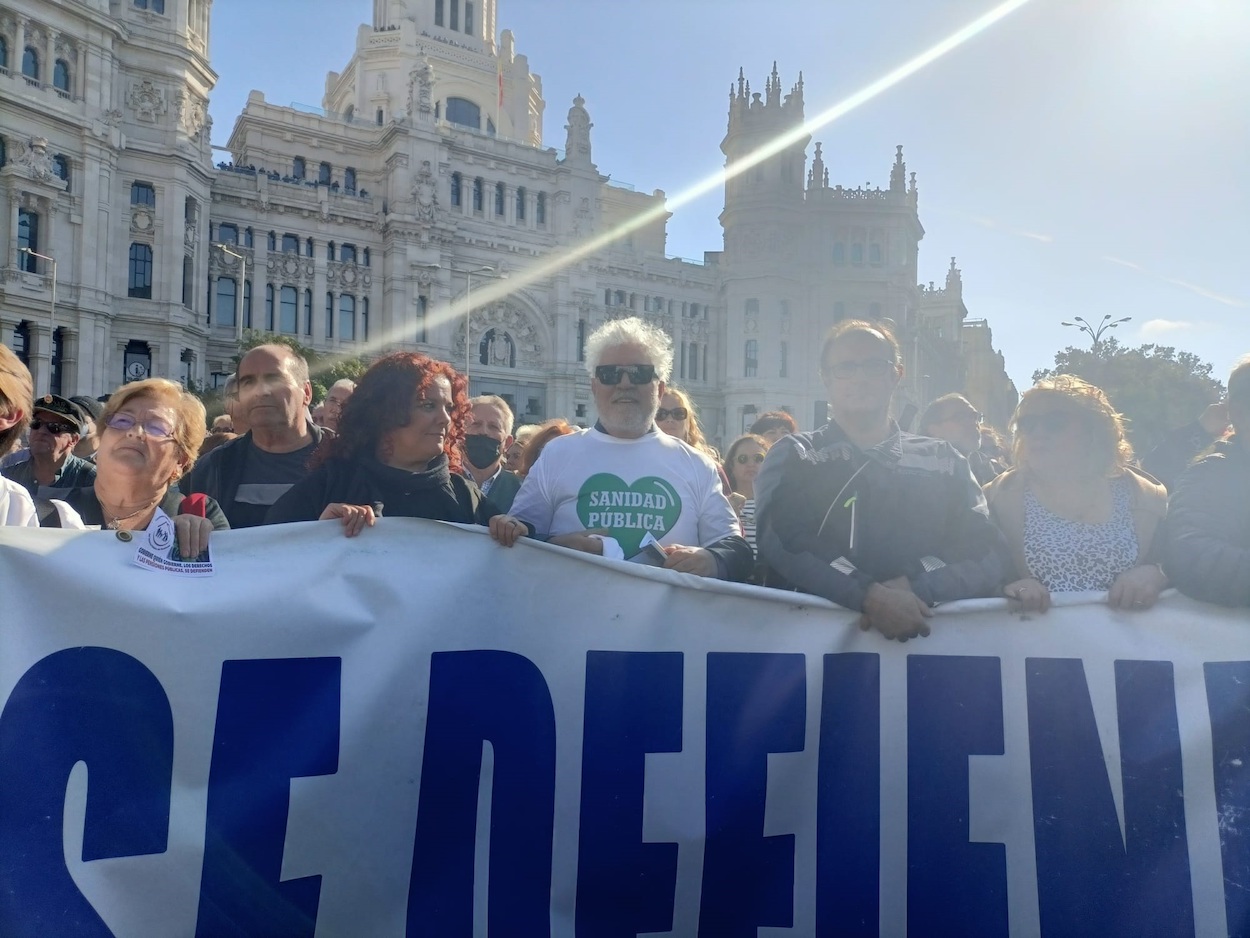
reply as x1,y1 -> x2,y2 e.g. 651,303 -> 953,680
41,379 -> 229,556
983,374 -> 1168,612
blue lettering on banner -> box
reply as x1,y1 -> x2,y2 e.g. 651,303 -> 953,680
0,648 -> 174,938
816,653 -> 881,937
699,652 -> 806,937
408,651 -> 556,938
195,657 -> 342,938
576,651 -> 683,937
1027,658 -> 1194,937
907,655 -> 1008,935
1204,661 -> 1250,936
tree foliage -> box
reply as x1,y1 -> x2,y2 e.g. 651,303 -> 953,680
1033,339 -> 1224,456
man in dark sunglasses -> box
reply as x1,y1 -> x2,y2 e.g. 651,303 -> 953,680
491,317 -> 752,581
1,394 -> 98,499
755,320 -> 1009,640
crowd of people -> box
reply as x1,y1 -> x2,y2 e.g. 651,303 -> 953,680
1,314 -> 1246,639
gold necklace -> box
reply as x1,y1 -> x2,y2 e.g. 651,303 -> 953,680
103,499 -> 159,531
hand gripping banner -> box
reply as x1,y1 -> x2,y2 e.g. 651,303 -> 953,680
1,519 -> 1248,936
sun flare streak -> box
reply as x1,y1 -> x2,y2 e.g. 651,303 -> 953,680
330,0 -> 1037,374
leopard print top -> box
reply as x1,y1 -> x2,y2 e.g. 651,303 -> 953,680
1023,477 -> 1138,592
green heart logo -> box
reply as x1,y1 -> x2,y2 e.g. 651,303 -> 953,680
576,473 -> 683,557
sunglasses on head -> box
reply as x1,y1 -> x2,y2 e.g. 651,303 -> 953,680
1015,412 -> 1077,436
735,452 -> 766,465
30,418 -> 77,435
594,364 -> 656,386
655,407 -> 688,422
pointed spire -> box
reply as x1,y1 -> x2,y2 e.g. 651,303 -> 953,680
946,256 -> 962,290
767,61 -> 782,106
890,144 -> 906,192
737,67 -> 746,98
809,141 -> 826,190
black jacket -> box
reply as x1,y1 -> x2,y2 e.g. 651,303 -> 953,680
186,424 -> 331,528
755,420 -> 1010,611
265,453 -> 499,526
38,485 -> 230,531
1163,436 -> 1250,607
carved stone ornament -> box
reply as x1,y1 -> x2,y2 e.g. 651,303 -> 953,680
185,223 -> 197,247
407,58 -> 435,118
15,137 -> 56,183
101,109 -> 124,128
129,79 -> 167,122
175,90 -> 207,137
411,160 -> 437,221
131,209 -> 154,233
455,303 -> 544,368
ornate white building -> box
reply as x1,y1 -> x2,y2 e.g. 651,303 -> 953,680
0,0 -> 1015,440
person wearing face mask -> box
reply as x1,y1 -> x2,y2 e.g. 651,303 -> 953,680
462,395 -> 522,512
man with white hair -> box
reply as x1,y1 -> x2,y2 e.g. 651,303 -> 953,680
319,378 -> 356,433
463,394 -> 521,511
491,317 -> 752,580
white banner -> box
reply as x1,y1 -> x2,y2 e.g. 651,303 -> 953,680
1,519 -> 1248,937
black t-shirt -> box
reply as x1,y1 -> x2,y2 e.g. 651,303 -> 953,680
229,439 -> 320,528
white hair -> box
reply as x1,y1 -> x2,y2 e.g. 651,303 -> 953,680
584,317 -> 673,383
329,378 -> 356,393
469,394 -> 515,437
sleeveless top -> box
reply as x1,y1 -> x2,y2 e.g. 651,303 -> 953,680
1023,477 -> 1138,591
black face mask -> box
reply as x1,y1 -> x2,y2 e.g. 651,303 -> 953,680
464,434 -> 503,469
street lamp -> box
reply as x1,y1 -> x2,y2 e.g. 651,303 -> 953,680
212,242 -> 248,341
18,248 -> 56,337
1061,314 -> 1132,348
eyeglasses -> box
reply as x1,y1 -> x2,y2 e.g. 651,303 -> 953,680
105,412 -> 176,441
655,407 -> 688,421
1015,412 -> 1077,436
594,364 -> 657,386
30,418 -> 78,435
821,358 -> 898,380
735,452 -> 766,465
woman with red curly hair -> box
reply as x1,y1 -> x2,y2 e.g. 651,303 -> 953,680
266,352 -> 499,535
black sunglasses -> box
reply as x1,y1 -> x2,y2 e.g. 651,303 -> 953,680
594,364 -> 656,386
30,418 -> 77,435
735,452 -> 766,464
655,407 -> 688,421
1016,412 -> 1077,435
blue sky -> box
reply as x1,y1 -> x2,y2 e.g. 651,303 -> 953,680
207,0 -> 1249,394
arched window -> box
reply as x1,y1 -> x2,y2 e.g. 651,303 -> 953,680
217,223 -> 238,244
53,60 -> 71,96
18,211 -> 40,271
21,47 -> 38,82
536,192 -> 547,225
52,155 -> 70,186
832,242 -> 845,265
215,277 -> 237,327
744,339 -> 758,378
450,172 -> 462,207
292,157 -> 305,180
515,186 -> 526,220
339,295 -> 356,341
472,177 -> 483,212
131,181 -> 156,206
279,285 -> 298,334
344,168 -> 357,193
446,97 -> 481,131
128,243 -> 154,299
318,161 -> 332,185
494,182 -> 505,216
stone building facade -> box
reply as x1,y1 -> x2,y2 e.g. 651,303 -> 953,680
0,0 -> 1016,441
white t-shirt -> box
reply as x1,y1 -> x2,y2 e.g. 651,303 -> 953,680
0,476 -> 38,527
510,427 -> 740,556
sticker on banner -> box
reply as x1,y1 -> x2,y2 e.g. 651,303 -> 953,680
131,507 -> 215,576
